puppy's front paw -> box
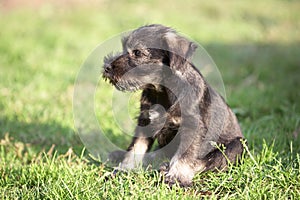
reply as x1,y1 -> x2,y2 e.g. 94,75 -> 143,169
164,172 -> 192,187
119,152 -> 145,170
163,161 -> 195,187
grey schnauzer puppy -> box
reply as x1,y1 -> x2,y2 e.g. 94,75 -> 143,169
102,24 -> 244,186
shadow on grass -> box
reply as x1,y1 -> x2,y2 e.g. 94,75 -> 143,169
0,116 -> 83,155
204,42 -> 300,115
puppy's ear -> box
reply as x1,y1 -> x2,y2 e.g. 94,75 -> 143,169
163,32 -> 197,70
121,32 -> 131,50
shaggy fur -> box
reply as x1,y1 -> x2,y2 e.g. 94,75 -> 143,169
102,24 -> 244,186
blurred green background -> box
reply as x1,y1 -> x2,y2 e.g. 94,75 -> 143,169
0,0 -> 299,198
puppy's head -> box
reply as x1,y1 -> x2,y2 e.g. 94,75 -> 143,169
102,24 -> 197,91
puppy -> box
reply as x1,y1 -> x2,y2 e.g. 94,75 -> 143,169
102,24 -> 244,186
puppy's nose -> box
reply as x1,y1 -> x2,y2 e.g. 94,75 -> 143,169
104,64 -> 112,73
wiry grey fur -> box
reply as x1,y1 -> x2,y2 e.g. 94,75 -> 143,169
102,24 -> 244,187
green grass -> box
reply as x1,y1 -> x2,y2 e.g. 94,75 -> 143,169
0,0 -> 300,199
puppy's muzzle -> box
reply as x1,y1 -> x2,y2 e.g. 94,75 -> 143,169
104,63 -> 113,74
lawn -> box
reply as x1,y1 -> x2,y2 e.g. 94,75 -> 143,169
0,0 -> 299,199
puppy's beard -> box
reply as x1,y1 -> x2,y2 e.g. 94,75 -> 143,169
102,72 -> 145,92
102,63 -> 166,92
115,79 -> 144,92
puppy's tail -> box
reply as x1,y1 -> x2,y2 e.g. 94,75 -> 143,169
203,137 -> 245,172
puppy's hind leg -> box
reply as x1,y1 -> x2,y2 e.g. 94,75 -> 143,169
203,137 -> 245,171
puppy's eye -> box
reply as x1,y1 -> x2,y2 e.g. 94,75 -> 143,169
133,49 -> 142,57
